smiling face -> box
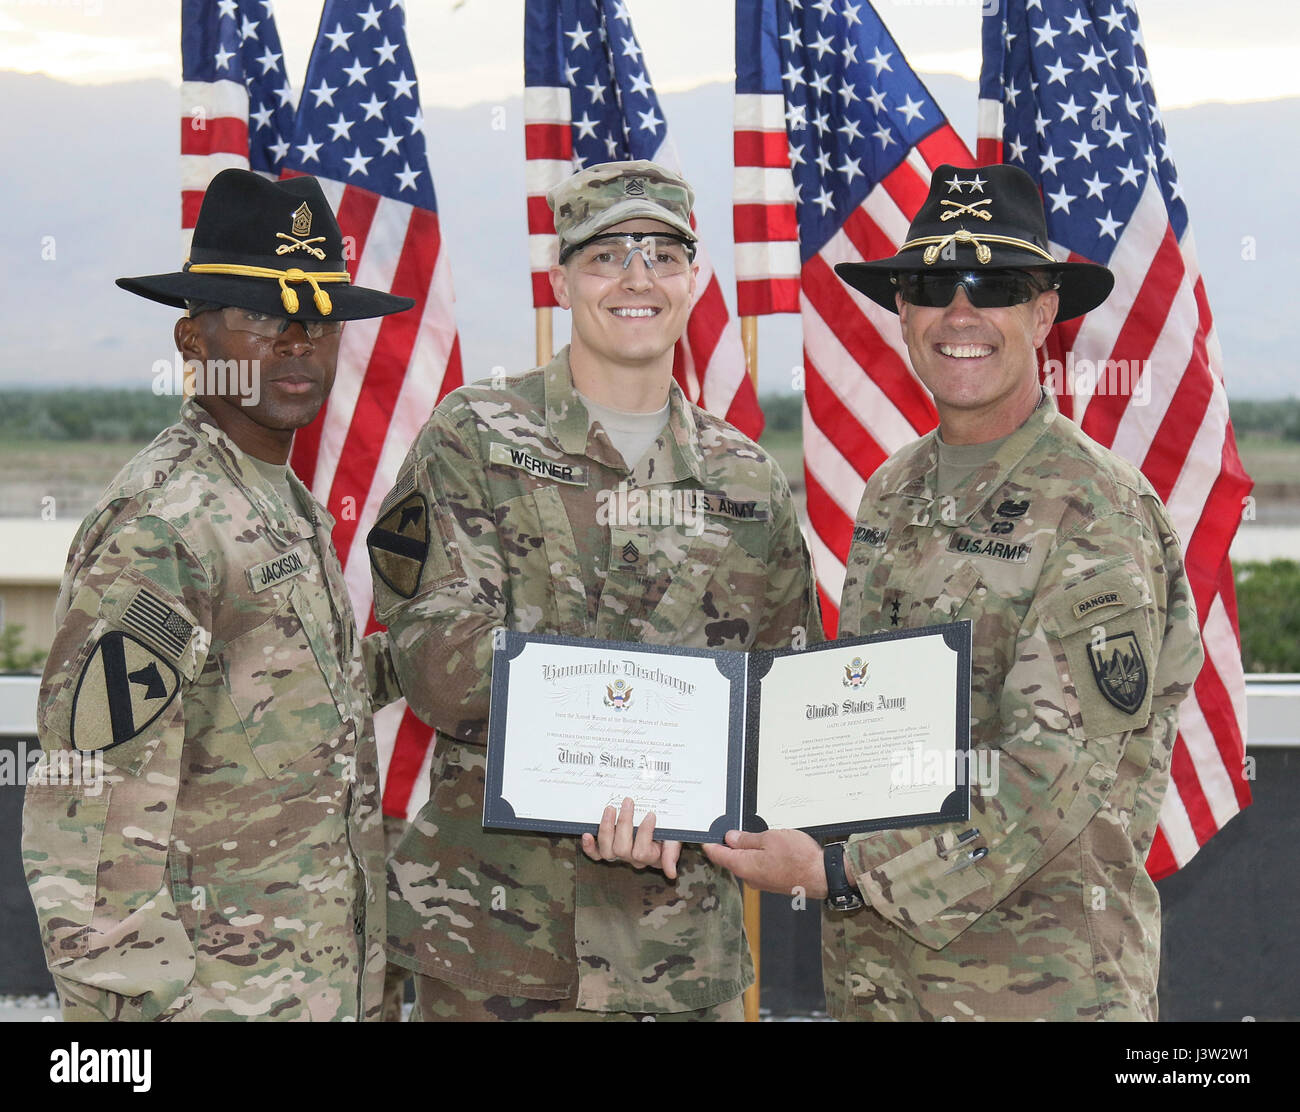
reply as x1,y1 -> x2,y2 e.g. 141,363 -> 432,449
549,217 -> 698,379
896,281 -> 1058,443
174,308 -> 341,462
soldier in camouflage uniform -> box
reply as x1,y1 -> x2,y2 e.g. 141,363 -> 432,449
370,160 -> 821,1020
705,164 -> 1203,1021
22,170 -> 412,1021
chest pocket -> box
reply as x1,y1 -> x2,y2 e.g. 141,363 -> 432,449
897,558 -> 983,630
644,516 -> 768,648
1038,556 -> 1156,744
223,581 -> 346,778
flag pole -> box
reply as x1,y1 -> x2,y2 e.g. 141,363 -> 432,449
740,315 -> 759,392
740,312 -> 761,1024
536,307 -> 553,365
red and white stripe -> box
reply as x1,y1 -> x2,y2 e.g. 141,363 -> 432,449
179,79 -> 253,255
732,92 -> 801,316
286,177 -> 464,822
736,120 -> 973,630
525,89 -> 764,439
978,117 -> 1253,880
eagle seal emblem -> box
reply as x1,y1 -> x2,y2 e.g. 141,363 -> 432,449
604,679 -> 633,711
842,657 -> 869,688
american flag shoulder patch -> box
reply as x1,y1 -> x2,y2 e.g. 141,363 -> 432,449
121,588 -> 195,662
378,471 -> 417,517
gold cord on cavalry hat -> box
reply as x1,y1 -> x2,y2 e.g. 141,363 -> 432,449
898,228 -> 1060,267
182,261 -> 352,315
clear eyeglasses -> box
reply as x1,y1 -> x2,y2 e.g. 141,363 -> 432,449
564,233 -> 695,279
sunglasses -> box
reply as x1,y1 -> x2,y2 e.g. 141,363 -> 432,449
893,270 -> 1057,309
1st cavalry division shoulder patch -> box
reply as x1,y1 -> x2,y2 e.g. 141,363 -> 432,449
367,492 -> 429,599
70,631 -> 180,751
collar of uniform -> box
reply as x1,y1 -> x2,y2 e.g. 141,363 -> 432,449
545,346 -> 597,454
630,377 -> 706,485
286,466 -> 333,533
934,390 -> 1061,524
179,397 -> 319,543
543,345 -> 705,483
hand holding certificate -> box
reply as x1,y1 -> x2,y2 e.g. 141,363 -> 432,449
484,623 -> 972,844
580,797 -> 682,879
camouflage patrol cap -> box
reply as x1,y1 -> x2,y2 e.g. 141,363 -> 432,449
548,160 -> 696,257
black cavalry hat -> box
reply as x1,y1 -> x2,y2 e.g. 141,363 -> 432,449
834,163 -> 1113,321
117,169 -> 414,321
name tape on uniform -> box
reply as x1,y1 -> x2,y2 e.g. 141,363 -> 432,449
247,544 -> 312,593
489,442 -> 587,485
852,525 -> 891,548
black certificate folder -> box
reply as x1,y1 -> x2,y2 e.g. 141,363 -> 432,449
743,622 -> 972,843
484,623 -> 971,844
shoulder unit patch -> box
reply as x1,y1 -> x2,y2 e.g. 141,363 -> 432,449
1085,630 -> 1148,715
368,492 -> 430,599
70,631 -> 181,751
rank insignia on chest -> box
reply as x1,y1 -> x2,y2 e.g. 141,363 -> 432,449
609,526 -> 649,575
1086,631 -> 1148,715
70,631 -> 181,751
367,492 -> 429,599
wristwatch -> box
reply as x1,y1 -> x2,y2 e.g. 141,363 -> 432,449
823,842 -> 863,912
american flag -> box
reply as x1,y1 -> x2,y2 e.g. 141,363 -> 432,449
525,0 -> 764,438
180,0 -> 296,254
733,0 -> 973,626
978,0 -> 1253,876
278,0 -> 464,821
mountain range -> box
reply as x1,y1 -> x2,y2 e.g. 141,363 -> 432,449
0,70 -> 1293,399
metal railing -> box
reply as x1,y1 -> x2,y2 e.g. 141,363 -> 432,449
3,672 -> 1298,744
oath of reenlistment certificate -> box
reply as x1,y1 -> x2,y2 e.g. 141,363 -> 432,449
483,623 -> 971,843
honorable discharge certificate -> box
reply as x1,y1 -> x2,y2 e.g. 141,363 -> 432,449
490,636 -> 741,839
484,624 -> 970,843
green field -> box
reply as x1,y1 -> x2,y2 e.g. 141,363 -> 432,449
1234,433 -> 1300,487
1,426 -> 1297,673
0,422 -> 1295,523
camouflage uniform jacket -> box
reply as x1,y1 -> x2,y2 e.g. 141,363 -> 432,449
23,398 -> 391,1021
823,394 -> 1202,1021
374,348 -> 821,1013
